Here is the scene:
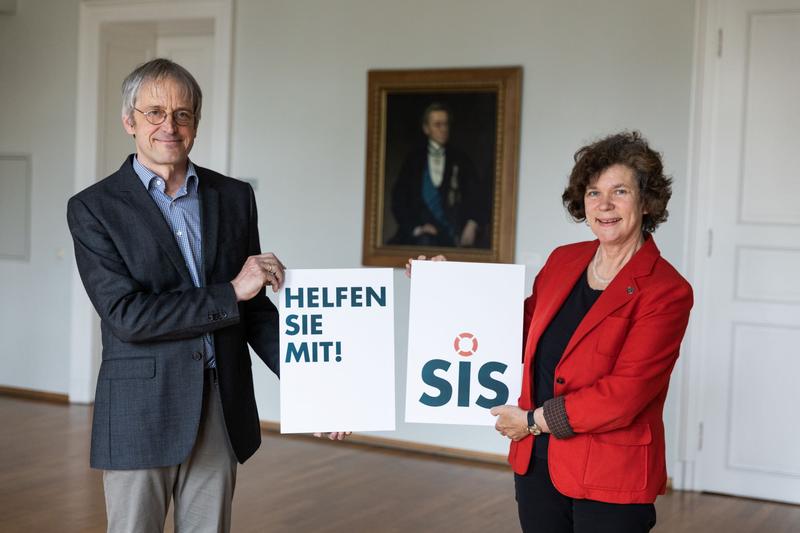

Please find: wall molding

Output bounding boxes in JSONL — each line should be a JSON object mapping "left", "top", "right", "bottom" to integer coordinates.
{"left": 0, "top": 153, "right": 31, "bottom": 261}
{"left": 260, "top": 420, "right": 674, "bottom": 489}
{"left": 0, "top": 394, "right": 675, "bottom": 491}
{"left": 0, "top": 386, "right": 68, "bottom": 404}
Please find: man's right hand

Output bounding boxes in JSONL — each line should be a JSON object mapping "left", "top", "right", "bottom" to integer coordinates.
{"left": 230, "top": 252, "right": 286, "bottom": 301}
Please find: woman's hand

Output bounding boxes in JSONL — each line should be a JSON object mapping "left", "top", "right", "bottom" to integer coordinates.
{"left": 313, "top": 431, "right": 352, "bottom": 441}
{"left": 404, "top": 254, "right": 447, "bottom": 278}
{"left": 490, "top": 405, "right": 532, "bottom": 441}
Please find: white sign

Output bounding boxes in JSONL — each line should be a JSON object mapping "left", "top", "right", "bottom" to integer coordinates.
{"left": 405, "top": 261, "right": 525, "bottom": 426}
{"left": 279, "top": 268, "right": 395, "bottom": 433}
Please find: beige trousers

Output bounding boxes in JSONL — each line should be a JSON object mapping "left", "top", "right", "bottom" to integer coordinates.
{"left": 103, "top": 370, "right": 237, "bottom": 533}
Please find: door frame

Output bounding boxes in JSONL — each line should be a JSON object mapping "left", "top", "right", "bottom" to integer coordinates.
{"left": 68, "top": 0, "right": 233, "bottom": 403}
{"left": 677, "top": 0, "right": 737, "bottom": 492}
{"left": 665, "top": 0, "right": 718, "bottom": 491}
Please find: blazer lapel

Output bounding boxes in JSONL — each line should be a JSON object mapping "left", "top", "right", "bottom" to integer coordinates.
{"left": 558, "top": 237, "right": 661, "bottom": 366}
{"left": 117, "top": 157, "right": 194, "bottom": 285}
{"left": 523, "top": 243, "right": 596, "bottom": 366}
{"left": 198, "top": 171, "right": 219, "bottom": 284}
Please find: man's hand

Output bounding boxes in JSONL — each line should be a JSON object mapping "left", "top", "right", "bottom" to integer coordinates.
{"left": 313, "top": 431, "right": 352, "bottom": 441}
{"left": 230, "top": 252, "right": 286, "bottom": 301}
{"left": 404, "top": 254, "right": 447, "bottom": 278}
{"left": 459, "top": 220, "right": 478, "bottom": 247}
{"left": 490, "top": 405, "right": 532, "bottom": 442}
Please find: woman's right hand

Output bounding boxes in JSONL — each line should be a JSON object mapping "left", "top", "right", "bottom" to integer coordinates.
{"left": 404, "top": 254, "right": 447, "bottom": 278}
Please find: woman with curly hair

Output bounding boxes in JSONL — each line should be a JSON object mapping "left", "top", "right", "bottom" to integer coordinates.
{"left": 491, "top": 130, "right": 693, "bottom": 532}
{"left": 410, "top": 131, "right": 692, "bottom": 532}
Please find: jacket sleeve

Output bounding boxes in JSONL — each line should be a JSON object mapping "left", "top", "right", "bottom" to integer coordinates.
{"left": 559, "top": 280, "right": 693, "bottom": 435}
{"left": 67, "top": 196, "right": 241, "bottom": 343}
{"left": 240, "top": 185, "right": 280, "bottom": 377}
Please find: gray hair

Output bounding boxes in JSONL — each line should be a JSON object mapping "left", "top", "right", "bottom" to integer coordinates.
{"left": 121, "top": 58, "right": 202, "bottom": 126}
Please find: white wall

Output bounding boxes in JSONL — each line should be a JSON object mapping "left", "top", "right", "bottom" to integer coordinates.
{"left": 0, "top": 0, "right": 696, "bottom": 469}
{"left": 232, "top": 0, "right": 696, "bottom": 460}
{"left": 0, "top": 0, "right": 80, "bottom": 394}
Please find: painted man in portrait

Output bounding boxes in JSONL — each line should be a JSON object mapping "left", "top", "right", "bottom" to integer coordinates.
{"left": 389, "top": 102, "right": 484, "bottom": 247}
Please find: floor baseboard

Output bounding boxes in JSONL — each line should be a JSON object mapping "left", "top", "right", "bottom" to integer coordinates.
{"left": 260, "top": 420, "right": 507, "bottom": 465}
{"left": 259, "top": 421, "right": 676, "bottom": 490}
{"left": 0, "top": 385, "right": 68, "bottom": 404}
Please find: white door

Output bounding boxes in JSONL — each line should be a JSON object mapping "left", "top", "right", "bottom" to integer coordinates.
{"left": 99, "top": 24, "right": 155, "bottom": 177}
{"left": 98, "top": 30, "right": 216, "bottom": 176}
{"left": 697, "top": 0, "right": 800, "bottom": 504}
{"left": 156, "top": 34, "right": 216, "bottom": 169}
{"left": 85, "top": 27, "right": 218, "bottom": 403}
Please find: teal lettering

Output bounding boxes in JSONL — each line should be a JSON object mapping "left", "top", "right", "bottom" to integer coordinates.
{"left": 420, "top": 359, "right": 452, "bottom": 407}
{"left": 309, "top": 314, "right": 323, "bottom": 335}
{"left": 476, "top": 362, "right": 509, "bottom": 408}
{"left": 285, "top": 314, "right": 300, "bottom": 335}
{"left": 322, "top": 287, "right": 334, "bottom": 307}
{"left": 307, "top": 287, "right": 319, "bottom": 307}
{"left": 285, "top": 342, "right": 309, "bottom": 363}
{"left": 284, "top": 288, "right": 304, "bottom": 308}
{"left": 336, "top": 286, "right": 347, "bottom": 306}
{"left": 351, "top": 286, "right": 363, "bottom": 307}
{"left": 457, "top": 361, "right": 471, "bottom": 407}
{"left": 366, "top": 286, "right": 386, "bottom": 307}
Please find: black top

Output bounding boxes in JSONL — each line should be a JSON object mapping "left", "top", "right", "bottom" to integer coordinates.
{"left": 533, "top": 270, "right": 602, "bottom": 458}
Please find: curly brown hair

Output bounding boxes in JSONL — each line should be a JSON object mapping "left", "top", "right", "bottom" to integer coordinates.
{"left": 562, "top": 131, "right": 672, "bottom": 233}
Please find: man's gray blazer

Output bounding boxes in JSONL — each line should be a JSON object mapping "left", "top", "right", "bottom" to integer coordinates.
{"left": 67, "top": 155, "right": 279, "bottom": 470}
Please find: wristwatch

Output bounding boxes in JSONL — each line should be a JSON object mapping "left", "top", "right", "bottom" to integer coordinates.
{"left": 527, "top": 409, "right": 542, "bottom": 436}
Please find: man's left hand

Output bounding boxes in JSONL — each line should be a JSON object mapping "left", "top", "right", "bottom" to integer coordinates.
{"left": 313, "top": 431, "right": 352, "bottom": 441}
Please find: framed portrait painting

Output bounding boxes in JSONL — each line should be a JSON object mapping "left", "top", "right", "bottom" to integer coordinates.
{"left": 362, "top": 67, "right": 522, "bottom": 267}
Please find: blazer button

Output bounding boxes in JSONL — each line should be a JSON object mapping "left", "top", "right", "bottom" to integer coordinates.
{"left": 221, "top": 311, "right": 228, "bottom": 319}
{"left": 556, "top": 377, "right": 565, "bottom": 385}
{"left": 192, "top": 351, "right": 203, "bottom": 361}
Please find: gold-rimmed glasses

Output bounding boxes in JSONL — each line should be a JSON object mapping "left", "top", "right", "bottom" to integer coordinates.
{"left": 134, "top": 107, "right": 195, "bottom": 126}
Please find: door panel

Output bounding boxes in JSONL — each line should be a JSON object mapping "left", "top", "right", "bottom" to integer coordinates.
{"left": 156, "top": 34, "right": 215, "bottom": 169}
{"left": 699, "top": 0, "right": 800, "bottom": 504}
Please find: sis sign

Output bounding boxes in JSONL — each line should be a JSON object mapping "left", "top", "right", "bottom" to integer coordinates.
{"left": 405, "top": 261, "right": 524, "bottom": 426}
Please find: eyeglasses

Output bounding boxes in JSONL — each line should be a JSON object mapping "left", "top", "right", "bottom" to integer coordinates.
{"left": 134, "top": 107, "right": 196, "bottom": 126}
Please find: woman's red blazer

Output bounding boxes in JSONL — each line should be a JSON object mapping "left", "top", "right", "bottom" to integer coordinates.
{"left": 508, "top": 237, "right": 693, "bottom": 504}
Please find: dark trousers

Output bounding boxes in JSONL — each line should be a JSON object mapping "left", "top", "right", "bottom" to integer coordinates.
{"left": 514, "top": 456, "right": 656, "bottom": 533}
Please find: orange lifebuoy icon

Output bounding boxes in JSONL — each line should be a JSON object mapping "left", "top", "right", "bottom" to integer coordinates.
{"left": 453, "top": 332, "right": 478, "bottom": 356}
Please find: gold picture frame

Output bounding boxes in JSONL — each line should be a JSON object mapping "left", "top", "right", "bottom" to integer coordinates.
{"left": 362, "top": 67, "right": 522, "bottom": 267}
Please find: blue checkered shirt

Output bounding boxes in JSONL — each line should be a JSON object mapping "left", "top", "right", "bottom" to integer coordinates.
{"left": 133, "top": 156, "right": 216, "bottom": 368}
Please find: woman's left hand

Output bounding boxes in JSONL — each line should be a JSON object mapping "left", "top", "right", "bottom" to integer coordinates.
{"left": 490, "top": 405, "right": 530, "bottom": 441}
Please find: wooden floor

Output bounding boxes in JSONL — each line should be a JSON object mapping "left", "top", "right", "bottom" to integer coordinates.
{"left": 1, "top": 397, "right": 798, "bottom": 533}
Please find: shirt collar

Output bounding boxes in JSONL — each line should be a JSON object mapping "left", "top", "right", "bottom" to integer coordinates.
{"left": 428, "top": 140, "right": 445, "bottom": 156}
{"left": 133, "top": 155, "right": 199, "bottom": 194}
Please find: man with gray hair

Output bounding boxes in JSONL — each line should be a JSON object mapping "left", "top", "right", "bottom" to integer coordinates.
{"left": 67, "top": 58, "right": 342, "bottom": 532}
